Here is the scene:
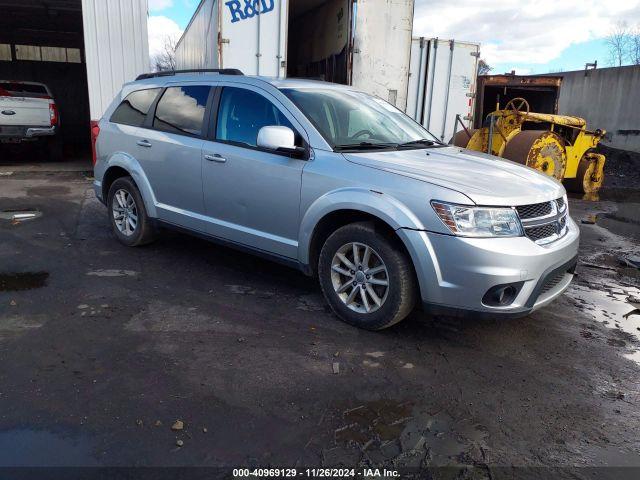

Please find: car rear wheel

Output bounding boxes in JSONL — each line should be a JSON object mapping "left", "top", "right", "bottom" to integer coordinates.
{"left": 318, "top": 222, "right": 417, "bottom": 330}
{"left": 107, "top": 176, "right": 157, "bottom": 246}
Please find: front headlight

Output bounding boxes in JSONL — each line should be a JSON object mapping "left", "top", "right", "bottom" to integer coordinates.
{"left": 431, "top": 201, "right": 523, "bottom": 237}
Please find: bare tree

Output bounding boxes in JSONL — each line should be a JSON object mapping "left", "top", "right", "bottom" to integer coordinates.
{"left": 478, "top": 59, "right": 492, "bottom": 75}
{"left": 152, "top": 35, "right": 178, "bottom": 72}
{"left": 628, "top": 25, "right": 640, "bottom": 65}
{"left": 606, "top": 21, "right": 630, "bottom": 67}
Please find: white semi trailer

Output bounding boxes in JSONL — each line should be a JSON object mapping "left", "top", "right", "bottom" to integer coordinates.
{"left": 174, "top": 1, "right": 480, "bottom": 141}
{"left": 406, "top": 37, "right": 480, "bottom": 143}
{"left": 175, "top": 0, "right": 415, "bottom": 110}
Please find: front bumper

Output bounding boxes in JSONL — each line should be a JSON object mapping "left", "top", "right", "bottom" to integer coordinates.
{"left": 398, "top": 215, "right": 580, "bottom": 318}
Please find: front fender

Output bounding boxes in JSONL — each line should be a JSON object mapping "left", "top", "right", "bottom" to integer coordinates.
{"left": 102, "top": 152, "right": 158, "bottom": 218}
{"left": 298, "top": 187, "right": 426, "bottom": 265}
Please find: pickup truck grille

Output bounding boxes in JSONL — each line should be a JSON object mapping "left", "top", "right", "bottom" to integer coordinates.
{"left": 516, "top": 198, "right": 568, "bottom": 245}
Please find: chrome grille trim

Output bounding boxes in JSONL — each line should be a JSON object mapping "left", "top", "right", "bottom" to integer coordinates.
{"left": 516, "top": 197, "right": 568, "bottom": 244}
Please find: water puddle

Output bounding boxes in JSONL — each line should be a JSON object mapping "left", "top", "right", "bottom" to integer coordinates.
{"left": 569, "top": 283, "right": 640, "bottom": 363}
{"left": 0, "top": 272, "right": 49, "bottom": 291}
{"left": 0, "top": 209, "right": 42, "bottom": 222}
{"left": 0, "top": 429, "right": 98, "bottom": 466}
{"left": 585, "top": 197, "right": 640, "bottom": 241}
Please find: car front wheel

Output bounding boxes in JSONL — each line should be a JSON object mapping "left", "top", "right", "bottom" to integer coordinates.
{"left": 318, "top": 222, "right": 417, "bottom": 330}
{"left": 107, "top": 176, "right": 157, "bottom": 246}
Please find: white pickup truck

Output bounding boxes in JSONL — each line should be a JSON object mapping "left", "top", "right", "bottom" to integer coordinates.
{"left": 0, "top": 81, "right": 62, "bottom": 160}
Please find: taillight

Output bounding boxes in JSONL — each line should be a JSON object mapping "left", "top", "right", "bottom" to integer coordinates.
{"left": 90, "top": 121, "right": 100, "bottom": 166}
{"left": 49, "top": 102, "right": 59, "bottom": 126}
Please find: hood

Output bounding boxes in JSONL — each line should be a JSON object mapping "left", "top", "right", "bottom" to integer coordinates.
{"left": 344, "top": 146, "right": 565, "bottom": 206}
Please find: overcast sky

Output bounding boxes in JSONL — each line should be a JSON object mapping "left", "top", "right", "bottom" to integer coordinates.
{"left": 148, "top": 0, "right": 640, "bottom": 74}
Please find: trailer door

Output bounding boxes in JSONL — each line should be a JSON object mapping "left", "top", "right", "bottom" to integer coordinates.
{"left": 219, "top": 0, "right": 287, "bottom": 77}
{"left": 350, "top": 0, "right": 414, "bottom": 111}
{"left": 419, "top": 39, "right": 479, "bottom": 142}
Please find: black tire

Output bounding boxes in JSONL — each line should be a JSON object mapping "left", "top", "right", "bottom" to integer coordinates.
{"left": 107, "top": 176, "right": 157, "bottom": 247}
{"left": 318, "top": 222, "right": 418, "bottom": 330}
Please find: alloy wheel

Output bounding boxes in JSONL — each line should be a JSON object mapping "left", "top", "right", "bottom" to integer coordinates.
{"left": 112, "top": 189, "right": 138, "bottom": 236}
{"left": 330, "top": 242, "right": 389, "bottom": 314}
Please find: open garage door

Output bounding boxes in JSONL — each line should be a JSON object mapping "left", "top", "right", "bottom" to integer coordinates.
{"left": 0, "top": 0, "right": 90, "bottom": 162}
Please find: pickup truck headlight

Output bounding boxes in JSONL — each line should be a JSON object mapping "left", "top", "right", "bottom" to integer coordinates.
{"left": 431, "top": 201, "right": 522, "bottom": 237}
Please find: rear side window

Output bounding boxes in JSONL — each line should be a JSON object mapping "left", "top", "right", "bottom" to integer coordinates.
{"left": 0, "top": 82, "right": 49, "bottom": 98}
{"left": 153, "top": 86, "right": 210, "bottom": 137}
{"left": 216, "top": 87, "right": 294, "bottom": 147}
{"left": 110, "top": 88, "right": 161, "bottom": 127}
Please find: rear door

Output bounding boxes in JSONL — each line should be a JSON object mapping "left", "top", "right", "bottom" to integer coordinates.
{"left": 0, "top": 82, "right": 50, "bottom": 126}
{"left": 201, "top": 84, "right": 307, "bottom": 258}
{"left": 140, "top": 84, "right": 213, "bottom": 232}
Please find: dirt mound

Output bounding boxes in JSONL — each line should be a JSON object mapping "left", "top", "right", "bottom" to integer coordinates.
{"left": 598, "top": 144, "right": 640, "bottom": 190}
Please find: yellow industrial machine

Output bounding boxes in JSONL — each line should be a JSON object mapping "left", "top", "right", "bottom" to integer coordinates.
{"left": 452, "top": 98, "right": 606, "bottom": 193}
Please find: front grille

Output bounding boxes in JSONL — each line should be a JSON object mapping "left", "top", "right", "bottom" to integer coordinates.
{"left": 516, "top": 202, "right": 552, "bottom": 219}
{"left": 516, "top": 197, "right": 567, "bottom": 244}
{"left": 541, "top": 270, "right": 566, "bottom": 293}
{"left": 525, "top": 223, "right": 558, "bottom": 241}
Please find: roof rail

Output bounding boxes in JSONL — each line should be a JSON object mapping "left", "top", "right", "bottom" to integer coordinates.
{"left": 135, "top": 69, "right": 244, "bottom": 81}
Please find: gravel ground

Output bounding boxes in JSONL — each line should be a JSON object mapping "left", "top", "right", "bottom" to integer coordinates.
{"left": 0, "top": 163, "right": 639, "bottom": 478}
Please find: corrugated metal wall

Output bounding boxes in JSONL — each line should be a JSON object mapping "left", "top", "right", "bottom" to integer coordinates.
{"left": 81, "top": 0, "right": 150, "bottom": 120}
{"left": 555, "top": 65, "right": 640, "bottom": 153}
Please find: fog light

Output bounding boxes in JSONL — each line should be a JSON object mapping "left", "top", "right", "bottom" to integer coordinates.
{"left": 482, "top": 282, "right": 524, "bottom": 307}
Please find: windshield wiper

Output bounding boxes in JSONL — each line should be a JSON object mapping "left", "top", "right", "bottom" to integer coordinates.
{"left": 334, "top": 142, "right": 399, "bottom": 151}
{"left": 399, "top": 138, "right": 448, "bottom": 148}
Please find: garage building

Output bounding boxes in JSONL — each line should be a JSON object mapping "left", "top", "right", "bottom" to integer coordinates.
{"left": 0, "top": 0, "right": 150, "bottom": 161}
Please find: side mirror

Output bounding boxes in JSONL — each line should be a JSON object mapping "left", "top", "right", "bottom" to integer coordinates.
{"left": 257, "top": 126, "right": 305, "bottom": 156}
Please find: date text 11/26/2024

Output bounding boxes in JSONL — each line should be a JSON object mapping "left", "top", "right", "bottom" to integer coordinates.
{"left": 232, "top": 468, "right": 401, "bottom": 478}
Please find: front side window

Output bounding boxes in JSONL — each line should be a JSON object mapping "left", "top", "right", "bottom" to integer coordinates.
{"left": 153, "top": 86, "right": 210, "bottom": 137}
{"left": 216, "top": 87, "right": 295, "bottom": 148}
{"left": 110, "top": 88, "right": 161, "bottom": 127}
{"left": 282, "top": 88, "right": 439, "bottom": 149}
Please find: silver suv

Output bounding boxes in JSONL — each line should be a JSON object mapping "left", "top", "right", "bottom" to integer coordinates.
{"left": 93, "top": 71, "right": 579, "bottom": 330}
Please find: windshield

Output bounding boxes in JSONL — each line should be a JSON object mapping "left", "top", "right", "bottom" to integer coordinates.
{"left": 281, "top": 88, "right": 441, "bottom": 150}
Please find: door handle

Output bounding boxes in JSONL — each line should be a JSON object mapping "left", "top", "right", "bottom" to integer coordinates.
{"left": 204, "top": 153, "right": 226, "bottom": 163}
{"left": 137, "top": 139, "right": 152, "bottom": 148}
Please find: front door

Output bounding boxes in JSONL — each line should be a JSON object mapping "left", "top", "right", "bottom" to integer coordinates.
{"left": 202, "top": 85, "right": 307, "bottom": 259}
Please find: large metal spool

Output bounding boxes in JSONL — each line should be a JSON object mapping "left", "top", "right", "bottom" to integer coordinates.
{"left": 503, "top": 130, "right": 567, "bottom": 180}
